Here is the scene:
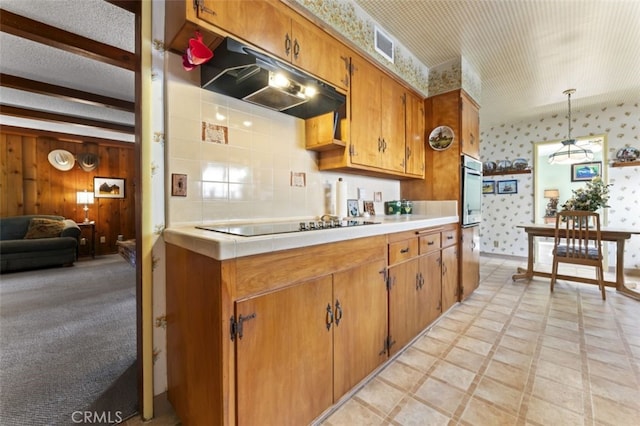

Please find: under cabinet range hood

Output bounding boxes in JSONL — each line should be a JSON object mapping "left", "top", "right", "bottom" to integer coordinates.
{"left": 200, "top": 38, "right": 346, "bottom": 119}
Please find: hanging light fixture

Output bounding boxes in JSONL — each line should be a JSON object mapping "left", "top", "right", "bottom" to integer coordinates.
{"left": 548, "top": 89, "right": 594, "bottom": 165}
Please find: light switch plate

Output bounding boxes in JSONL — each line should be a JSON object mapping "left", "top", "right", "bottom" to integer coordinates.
{"left": 172, "top": 174, "right": 187, "bottom": 196}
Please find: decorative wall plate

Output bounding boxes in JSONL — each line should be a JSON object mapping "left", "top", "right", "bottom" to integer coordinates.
{"left": 428, "top": 126, "right": 455, "bottom": 151}
{"left": 616, "top": 147, "right": 639, "bottom": 162}
{"left": 483, "top": 161, "right": 497, "bottom": 173}
{"left": 497, "top": 160, "right": 512, "bottom": 172}
{"left": 512, "top": 158, "right": 529, "bottom": 170}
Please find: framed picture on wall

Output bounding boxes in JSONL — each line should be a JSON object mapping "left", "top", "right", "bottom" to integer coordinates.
{"left": 347, "top": 199, "right": 359, "bottom": 217}
{"left": 497, "top": 179, "right": 518, "bottom": 195}
{"left": 482, "top": 180, "right": 496, "bottom": 194}
{"left": 94, "top": 177, "right": 125, "bottom": 199}
{"left": 571, "top": 161, "right": 602, "bottom": 182}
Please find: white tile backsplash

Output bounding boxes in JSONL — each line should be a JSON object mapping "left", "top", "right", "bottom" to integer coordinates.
{"left": 166, "top": 53, "right": 403, "bottom": 225}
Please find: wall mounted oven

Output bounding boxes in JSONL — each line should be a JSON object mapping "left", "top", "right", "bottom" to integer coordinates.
{"left": 461, "top": 155, "right": 482, "bottom": 227}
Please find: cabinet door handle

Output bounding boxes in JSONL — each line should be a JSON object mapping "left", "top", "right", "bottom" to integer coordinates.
{"left": 293, "top": 39, "right": 300, "bottom": 59}
{"left": 415, "top": 272, "right": 421, "bottom": 290}
{"left": 284, "top": 33, "right": 291, "bottom": 56}
{"left": 400, "top": 247, "right": 410, "bottom": 254}
{"left": 471, "top": 240, "right": 476, "bottom": 251}
{"left": 325, "top": 303, "right": 333, "bottom": 331}
{"left": 334, "top": 299, "right": 343, "bottom": 325}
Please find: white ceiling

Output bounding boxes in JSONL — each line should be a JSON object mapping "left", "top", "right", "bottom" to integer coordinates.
{"left": 353, "top": 0, "right": 640, "bottom": 126}
{"left": 1, "top": 0, "right": 639, "bottom": 141}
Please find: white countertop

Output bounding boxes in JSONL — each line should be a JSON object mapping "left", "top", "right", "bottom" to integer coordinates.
{"left": 164, "top": 214, "right": 459, "bottom": 260}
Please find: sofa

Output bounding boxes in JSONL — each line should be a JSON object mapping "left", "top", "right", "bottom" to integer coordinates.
{"left": 0, "top": 215, "right": 81, "bottom": 273}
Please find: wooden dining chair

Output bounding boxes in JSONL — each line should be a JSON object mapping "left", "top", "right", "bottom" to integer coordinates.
{"left": 551, "top": 210, "right": 606, "bottom": 299}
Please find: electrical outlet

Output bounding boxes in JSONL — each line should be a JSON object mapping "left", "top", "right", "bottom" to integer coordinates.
{"left": 80, "top": 238, "right": 87, "bottom": 246}
{"left": 493, "top": 240, "right": 499, "bottom": 247}
{"left": 100, "top": 236, "right": 106, "bottom": 243}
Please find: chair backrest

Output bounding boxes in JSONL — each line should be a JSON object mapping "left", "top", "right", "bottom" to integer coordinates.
{"left": 554, "top": 210, "right": 602, "bottom": 261}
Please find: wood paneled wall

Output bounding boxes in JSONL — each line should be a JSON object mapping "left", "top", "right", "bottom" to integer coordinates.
{"left": 0, "top": 129, "right": 136, "bottom": 256}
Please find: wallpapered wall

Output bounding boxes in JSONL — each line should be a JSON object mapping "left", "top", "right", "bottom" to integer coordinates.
{"left": 479, "top": 100, "right": 640, "bottom": 270}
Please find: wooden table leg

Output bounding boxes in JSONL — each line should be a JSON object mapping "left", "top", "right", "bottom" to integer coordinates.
{"left": 512, "top": 232, "right": 535, "bottom": 281}
{"left": 615, "top": 239, "right": 625, "bottom": 290}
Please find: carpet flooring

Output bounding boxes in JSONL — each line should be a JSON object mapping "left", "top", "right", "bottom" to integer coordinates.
{"left": 0, "top": 255, "right": 137, "bottom": 425}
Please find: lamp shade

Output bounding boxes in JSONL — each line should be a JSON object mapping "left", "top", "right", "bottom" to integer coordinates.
{"left": 544, "top": 189, "right": 559, "bottom": 198}
{"left": 76, "top": 190, "right": 94, "bottom": 205}
{"left": 548, "top": 139, "right": 594, "bottom": 165}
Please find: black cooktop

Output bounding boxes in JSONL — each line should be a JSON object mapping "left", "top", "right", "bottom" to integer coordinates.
{"left": 196, "top": 220, "right": 379, "bottom": 237}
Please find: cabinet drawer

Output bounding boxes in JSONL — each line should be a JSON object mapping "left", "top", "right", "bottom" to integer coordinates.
{"left": 388, "top": 238, "right": 418, "bottom": 266}
{"left": 441, "top": 228, "right": 458, "bottom": 248}
{"left": 419, "top": 233, "right": 441, "bottom": 254}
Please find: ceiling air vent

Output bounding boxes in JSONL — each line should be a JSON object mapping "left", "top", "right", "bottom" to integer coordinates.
{"left": 374, "top": 26, "right": 394, "bottom": 63}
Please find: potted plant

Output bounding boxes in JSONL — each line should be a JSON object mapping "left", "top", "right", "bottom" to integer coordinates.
{"left": 561, "top": 177, "right": 612, "bottom": 212}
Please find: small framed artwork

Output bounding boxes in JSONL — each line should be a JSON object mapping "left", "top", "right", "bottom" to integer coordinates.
{"left": 171, "top": 174, "right": 187, "bottom": 196}
{"left": 482, "top": 180, "right": 496, "bottom": 194}
{"left": 201, "top": 122, "right": 228, "bottom": 144}
{"left": 94, "top": 177, "right": 125, "bottom": 199}
{"left": 347, "top": 199, "right": 359, "bottom": 217}
{"left": 571, "top": 161, "right": 602, "bottom": 182}
{"left": 497, "top": 179, "right": 518, "bottom": 195}
{"left": 363, "top": 201, "right": 375, "bottom": 216}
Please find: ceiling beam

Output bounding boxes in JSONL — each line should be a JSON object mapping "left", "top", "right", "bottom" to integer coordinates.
{"left": 0, "top": 74, "right": 135, "bottom": 113}
{"left": 0, "top": 105, "right": 135, "bottom": 134}
{"left": 0, "top": 125, "right": 134, "bottom": 147}
{"left": 0, "top": 10, "right": 136, "bottom": 71}
{"left": 105, "top": 0, "right": 141, "bottom": 15}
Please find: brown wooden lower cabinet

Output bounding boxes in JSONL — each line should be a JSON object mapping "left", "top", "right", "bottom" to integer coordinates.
{"left": 166, "top": 223, "right": 472, "bottom": 425}
{"left": 235, "top": 276, "right": 334, "bottom": 426}
{"left": 461, "top": 226, "right": 480, "bottom": 300}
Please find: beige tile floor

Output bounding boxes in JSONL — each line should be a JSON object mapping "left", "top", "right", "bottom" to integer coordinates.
{"left": 130, "top": 255, "right": 640, "bottom": 426}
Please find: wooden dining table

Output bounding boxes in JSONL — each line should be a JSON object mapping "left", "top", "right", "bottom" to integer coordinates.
{"left": 512, "top": 223, "right": 640, "bottom": 300}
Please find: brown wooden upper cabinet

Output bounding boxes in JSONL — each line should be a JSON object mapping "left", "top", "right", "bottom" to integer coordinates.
{"left": 350, "top": 55, "right": 406, "bottom": 173}
{"left": 195, "top": 0, "right": 350, "bottom": 91}
{"left": 460, "top": 91, "right": 480, "bottom": 159}
{"left": 405, "top": 91, "right": 426, "bottom": 177}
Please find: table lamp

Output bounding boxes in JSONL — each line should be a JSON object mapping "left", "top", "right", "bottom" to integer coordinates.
{"left": 76, "top": 190, "right": 94, "bottom": 223}
{"left": 544, "top": 189, "right": 560, "bottom": 217}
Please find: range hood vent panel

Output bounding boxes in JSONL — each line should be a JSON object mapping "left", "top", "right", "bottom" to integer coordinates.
{"left": 200, "top": 38, "right": 345, "bottom": 119}
{"left": 243, "top": 85, "right": 308, "bottom": 111}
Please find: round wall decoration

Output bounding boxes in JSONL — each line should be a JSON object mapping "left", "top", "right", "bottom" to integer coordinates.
{"left": 47, "top": 149, "right": 75, "bottom": 171}
{"left": 428, "top": 126, "right": 455, "bottom": 151}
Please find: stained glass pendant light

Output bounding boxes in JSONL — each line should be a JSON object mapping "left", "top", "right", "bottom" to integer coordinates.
{"left": 548, "top": 89, "right": 594, "bottom": 165}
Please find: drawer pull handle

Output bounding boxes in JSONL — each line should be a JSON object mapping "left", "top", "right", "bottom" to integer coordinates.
{"left": 400, "top": 247, "right": 410, "bottom": 254}
{"left": 427, "top": 241, "right": 435, "bottom": 246}
{"left": 447, "top": 235, "right": 454, "bottom": 240}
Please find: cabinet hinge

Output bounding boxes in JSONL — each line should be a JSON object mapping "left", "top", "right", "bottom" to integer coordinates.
{"left": 230, "top": 313, "right": 256, "bottom": 341}
{"left": 349, "top": 144, "right": 355, "bottom": 157}
{"left": 379, "top": 335, "right": 396, "bottom": 356}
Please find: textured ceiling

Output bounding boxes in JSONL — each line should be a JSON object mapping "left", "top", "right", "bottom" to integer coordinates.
{"left": 0, "top": 0, "right": 134, "bottom": 142}
{"left": 1, "top": 1, "right": 638, "bottom": 139}
{"left": 353, "top": 0, "right": 640, "bottom": 126}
